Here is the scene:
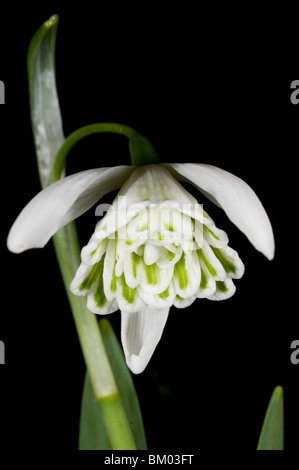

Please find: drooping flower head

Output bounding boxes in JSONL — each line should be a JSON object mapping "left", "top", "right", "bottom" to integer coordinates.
{"left": 7, "top": 162, "right": 274, "bottom": 373}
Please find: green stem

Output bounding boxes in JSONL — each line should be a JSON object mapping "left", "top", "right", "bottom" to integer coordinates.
{"left": 101, "top": 395, "right": 139, "bottom": 450}
{"left": 52, "top": 223, "right": 137, "bottom": 449}
{"left": 50, "top": 122, "right": 159, "bottom": 182}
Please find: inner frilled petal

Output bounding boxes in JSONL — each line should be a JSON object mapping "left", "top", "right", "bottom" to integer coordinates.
{"left": 138, "top": 257, "right": 174, "bottom": 295}
{"left": 87, "top": 292, "right": 119, "bottom": 315}
{"left": 143, "top": 243, "right": 162, "bottom": 265}
{"left": 207, "top": 278, "right": 236, "bottom": 301}
{"left": 173, "top": 251, "right": 201, "bottom": 299}
{"left": 138, "top": 280, "right": 176, "bottom": 309}
{"left": 197, "top": 241, "right": 227, "bottom": 281}
{"left": 210, "top": 245, "right": 244, "bottom": 279}
{"left": 159, "top": 207, "right": 194, "bottom": 241}
{"left": 123, "top": 251, "right": 140, "bottom": 289}
{"left": 156, "top": 245, "right": 182, "bottom": 269}
{"left": 81, "top": 237, "right": 108, "bottom": 265}
{"left": 196, "top": 265, "right": 216, "bottom": 298}
{"left": 203, "top": 224, "right": 228, "bottom": 248}
{"left": 116, "top": 274, "right": 145, "bottom": 313}
{"left": 103, "top": 238, "right": 118, "bottom": 301}
{"left": 70, "top": 253, "right": 106, "bottom": 296}
{"left": 173, "top": 295, "right": 197, "bottom": 309}
{"left": 70, "top": 168, "right": 247, "bottom": 315}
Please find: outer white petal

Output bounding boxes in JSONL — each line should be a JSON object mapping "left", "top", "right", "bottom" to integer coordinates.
{"left": 7, "top": 166, "right": 134, "bottom": 253}
{"left": 121, "top": 307, "right": 169, "bottom": 374}
{"left": 163, "top": 163, "right": 275, "bottom": 260}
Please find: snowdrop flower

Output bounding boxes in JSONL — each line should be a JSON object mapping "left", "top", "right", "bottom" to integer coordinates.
{"left": 7, "top": 163, "right": 274, "bottom": 373}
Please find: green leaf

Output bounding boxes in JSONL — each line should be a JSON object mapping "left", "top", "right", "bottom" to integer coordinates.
{"left": 257, "top": 386, "right": 284, "bottom": 450}
{"left": 79, "top": 372, "right": 111, "bottom": 450}
{"left": 79, "top": 319, "right": 147, "bottom": 450}
{"left": 27, "top": 14, "right": 65, "bottom": 188}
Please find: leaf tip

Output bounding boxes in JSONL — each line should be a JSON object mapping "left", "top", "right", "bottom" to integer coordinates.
{"left": 45, "top": 14, "right": 59, "bottom": 29}
{"left": 273, "top": 385, "right": 283, "bottom": 398}
{"left": 99, "top": 318, "right": 112, "bottom": 335}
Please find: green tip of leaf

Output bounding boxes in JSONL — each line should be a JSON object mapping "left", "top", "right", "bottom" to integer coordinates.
{"left": 27, "top": 13, "right": 65, "bottom": 188}
{"left": 274, "top": 385, "right": 283, "bottom": 396}
{"left": 45, "top": 14, "right": 59, "bottom": 28}
{"left": 257, "top": 385, "right": 284, "bottom": 450}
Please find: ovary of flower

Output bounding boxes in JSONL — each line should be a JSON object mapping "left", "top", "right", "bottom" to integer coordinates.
{"left": 7, "top": 163, "right": 275, "bottom": 373}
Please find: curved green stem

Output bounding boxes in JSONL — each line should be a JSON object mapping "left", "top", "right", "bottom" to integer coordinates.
{"left": 50, "top": 122, "right": 159, "bottom": 183}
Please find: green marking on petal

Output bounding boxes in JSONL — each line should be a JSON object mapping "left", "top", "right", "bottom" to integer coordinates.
{"left": 211, "top": 247, "right": 236, "bottom": 274}
{"left": 176, "top": 295, "right": 184, "bottom": 301}
{"left": 90, "top": 239, "right": 105, "bottom": 257}
{"left": 79, "top": 255, "right": 106, "bottom": 291}
{"left": 94, "top": 276, "right": 106, "bottom": 308}
{"left": 204, "top": 225, "right": 220, "bottom": 240}
{"left": 215, "top": 280, "right": 228, "bottom": 293}
{"left": 131, "top": 252, "right": 139, "bottom": 279}
{"left": 85, "top": 255, "right": 107, "bottom": 308}
{"left": 121, "top": 274, "right": 136, "bottom": 303}
{"left": 174, "top": 254, "right": 189, "bottom": 290}
{"left": 199, "top": 267, "right": 208, "bottom": 290}
{"left": 197, "top": 249, "right": 217, "bottom": 277}
{"left": 145, "top": 262, "right": 159, "bottom": 285}
{"left": 158, "top": 288, "right": 169, "bottom": 299}
{"left": 138, "top": 222, "right": 148, "bottom": 231}
{"left": 164, "top": 223, "right": 174, "bottom": 232}
{"left": 110, "top": 261, "right": 117, "bottom": 293}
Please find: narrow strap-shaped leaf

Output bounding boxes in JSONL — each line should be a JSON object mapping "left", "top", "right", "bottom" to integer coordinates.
{"left": 257, "top": 386, "right": 284, "bottom": 450}
{"left": 27, "top": 14, "right": 65, "bottom": 188}
{"left": 79, "top": 372, "right": 111, "bottom": 450}
{"left": 79, "top": 319, "right": 147, "bottom": 450}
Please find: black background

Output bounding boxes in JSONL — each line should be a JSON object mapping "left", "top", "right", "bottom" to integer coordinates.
{"left": 0, "top": 3, "right": 298, "bottom": 456}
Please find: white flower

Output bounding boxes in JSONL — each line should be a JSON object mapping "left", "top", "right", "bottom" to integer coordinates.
{"left": 7, "top": 163, "right": 274, "bottom": 373}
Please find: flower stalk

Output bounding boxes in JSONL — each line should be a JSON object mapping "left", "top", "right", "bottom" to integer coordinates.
{"left": 50, "top": 122, "right": 159, "bottom": 182}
